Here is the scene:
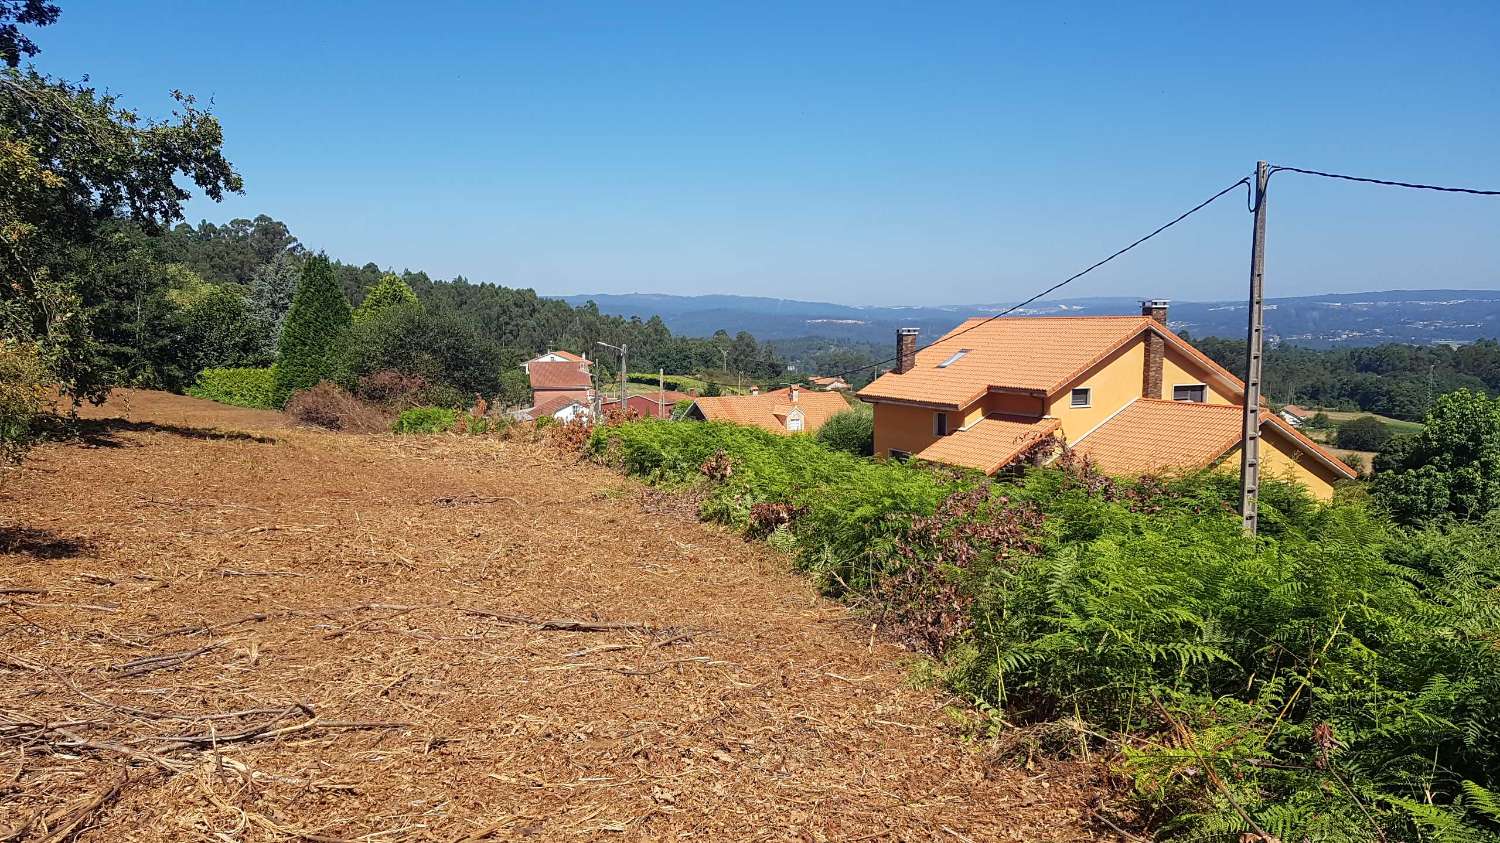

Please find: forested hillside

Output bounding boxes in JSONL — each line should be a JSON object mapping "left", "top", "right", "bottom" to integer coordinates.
{"left": 1191, "top": 335, "right": 1500, "bottom": 421}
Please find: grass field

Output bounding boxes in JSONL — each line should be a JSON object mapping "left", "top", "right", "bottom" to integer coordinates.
{"left": 1316, "top": 408, "right": 1425, "bottom": 434}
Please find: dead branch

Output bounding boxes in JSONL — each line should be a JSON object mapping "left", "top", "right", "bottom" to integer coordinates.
{"left": 110, "top": 638, "right": 235, "bottom": 677}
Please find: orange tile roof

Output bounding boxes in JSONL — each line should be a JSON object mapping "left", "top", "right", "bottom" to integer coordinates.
{"left": 1072, "top": 399, "right": 1357, "bottom": 479}
{"left": 529, "top": 361, "right": 592, "bottom": 390}
{"left": 1072, "top": 399, "right": 1245, "bottom": 474}
{"left": 856, "top": 316, "right": 1248, "bottom": 410}
{"left": 915, "top": 415, "right": 1061, "bottom": 475}
{"left": 530, "top": 394, "right": 588, "bottom": 418}
{"left": 858, "top": 316, "right": 1156, "bottom": 408}
{"left": 692, "top": 388, "right": 850, "bottom": 434}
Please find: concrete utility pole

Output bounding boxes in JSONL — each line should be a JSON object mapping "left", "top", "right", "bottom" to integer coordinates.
{"left": 1239, "top": 161, "right": 1269, "bottom": 535}
{"left": 596, "top": 340, "right": 628, "bottom": 420}
{"left": 658, "top": 368, "right": 666, "bottom": 419}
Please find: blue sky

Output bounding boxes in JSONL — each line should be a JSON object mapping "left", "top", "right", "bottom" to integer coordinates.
{"left": 34, "top": 1, "right": 1500, "bottom": 306}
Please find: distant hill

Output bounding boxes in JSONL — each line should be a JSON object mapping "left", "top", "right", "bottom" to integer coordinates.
{"left": 557, "top": 290, "right": 1500, "bottom": 348}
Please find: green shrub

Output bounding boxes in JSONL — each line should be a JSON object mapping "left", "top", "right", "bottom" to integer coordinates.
{"left": 1374, "top": 389, "right": 1500, "bottom": 525}
{"left": 589, "top": 418, "right": 1500, "bottom": 840}
{"left": 352, "top": 273, "right": 420, "bottom": 324}
{"left": 0, "top": 340, "right": 49, "bottom": 468}
{"left": 393, "top": 406, "right": 458, "bottom": 434}
{"left": 274, "top": 255, "right": 352, "bottom": 406}
{"left": 815, "top": 405, "right": 874, "bottom": 456}
{"left": 1336, "top": 414, "right": 1393, "bottom": 451}
{"left": 187, "top": 366, "right": 277, "bottom": 409}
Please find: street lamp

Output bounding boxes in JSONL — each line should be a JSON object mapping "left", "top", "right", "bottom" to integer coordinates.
{"left": 596, "top": 341, "right": 627, "bottom": 416}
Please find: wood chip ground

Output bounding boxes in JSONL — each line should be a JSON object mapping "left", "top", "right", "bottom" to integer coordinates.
{"left": 0, "top": 390, "right": 1113, "bottom": 841}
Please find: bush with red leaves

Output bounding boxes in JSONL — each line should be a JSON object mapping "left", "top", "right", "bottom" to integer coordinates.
{"left": 355, "top": 370, "right": 430, "bottom": 409}
{"left": 747, "top": 501, "right": 807, "bottom": 538}
{"left": 878, "top": 487, "right": 1045, "bottom": 655}
{"left": 699, "top": 450, "right": 733, "bottom": 481}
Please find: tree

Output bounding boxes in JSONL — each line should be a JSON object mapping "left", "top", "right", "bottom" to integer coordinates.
{"left": 0, "top": 66, "right": 241, "bottom": 404}
{"left": 352, "top": 273, "right": 420, "bottom": 324}
{"left": 335, "top": 305, "right": 501, "bottom": 398}
{"left": 1373, "top": 389, "right": 1500, "bottom": 524}
{"left": 248, "top": 250, "right": 302, "bottom": 355}
{"left": 0, "top": 1, "right": 57, "bottom": 67}
{"left": 273, "top": 255, "right": 350, "bottom": 405}
{"left": 1336, "top": 415, "right": 1392, "bottom": 452}
{"left": 816, "top": 406, "right": 874, "bottom": 456}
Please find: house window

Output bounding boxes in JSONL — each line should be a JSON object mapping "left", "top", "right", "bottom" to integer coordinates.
{"left": 1070, "top": 387, "right": 1091, "bottom": 408}
{"left": 787, "top": 415, "right": 803, "bottom": 432}
{"left": 1173, "top": 384, "right": 1207, "bottom": 403}
{"left": 937, "top": 349, "right": 971, "bottom": 368}
{"left": 934, "top": 412, "right": 949, "bottom": 436}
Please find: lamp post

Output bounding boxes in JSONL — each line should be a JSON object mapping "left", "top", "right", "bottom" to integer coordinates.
{"left": 596, "top": 340, "right": 627, "bottom": 417}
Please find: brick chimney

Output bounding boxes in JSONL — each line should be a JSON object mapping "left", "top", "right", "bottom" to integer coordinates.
{"left": 895, "top": 328, "right": 919, "bottom": 374}
{"left": 1141, "top": 300, "right": 1167, "bottom": 398}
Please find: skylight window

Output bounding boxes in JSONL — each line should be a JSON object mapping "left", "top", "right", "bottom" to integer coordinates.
{"left": 937, "top": 349, "right": 971, "bottom": 368}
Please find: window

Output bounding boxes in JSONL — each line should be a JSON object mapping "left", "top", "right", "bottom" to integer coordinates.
{"left": 938, "top": 349, "right": 971, "bottom": 368}
{"left": 1173, "top": 384, "right": 1207, "bottom": 402}
{"left": 934, "top": 412, "right": 949, "bottom": 436}
{"left": 1070, "top": 387, "right": 1091, "bottom": 408}
{"left": 787, "top": 415, "right": 803, "bottom": 432}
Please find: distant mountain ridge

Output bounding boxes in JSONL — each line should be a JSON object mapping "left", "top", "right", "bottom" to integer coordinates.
{"left": 556, "top": 289, "right": 1500, "bottom": 348}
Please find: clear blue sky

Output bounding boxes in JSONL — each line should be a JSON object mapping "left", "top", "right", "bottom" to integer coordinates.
{"left": 34, "top": 1, "right": 1500, "bottom": 306}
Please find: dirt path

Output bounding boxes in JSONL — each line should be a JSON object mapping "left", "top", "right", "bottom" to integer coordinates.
{"left": 1, "top": 390, "right": 1106, "bottom": 841}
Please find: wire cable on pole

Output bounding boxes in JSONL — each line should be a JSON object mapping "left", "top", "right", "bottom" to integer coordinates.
{"left": 814, "top": 175, "right": 1253, "bottom": 383}
{"left": 1270, "top": 165, "right": 1500, "bottom": 196}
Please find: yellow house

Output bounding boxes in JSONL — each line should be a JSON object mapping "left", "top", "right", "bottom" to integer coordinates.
{"left": 855, "top": 301, "right": 1356, "bottom": 499}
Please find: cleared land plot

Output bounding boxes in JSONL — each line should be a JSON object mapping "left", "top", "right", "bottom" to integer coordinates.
{"left": 0, "top": 390, "right": 1104, "bottom": 841}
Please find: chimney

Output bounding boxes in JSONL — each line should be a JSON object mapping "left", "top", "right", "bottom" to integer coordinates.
{"left": 1141, "top": 300, "right": 1166, "bottom": 399}
{"left": 790, "top": 385, "right": 799, "bottom": 403}
{"left": 750, "top": 385, "right": 759, "bottom": 396}
{"left": 896, "top": 328, "right": 919, "bottom": 374}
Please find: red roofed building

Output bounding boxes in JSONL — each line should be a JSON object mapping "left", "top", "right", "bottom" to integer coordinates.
{"left": 601, "top": 391, "right": 695, "bottom": 419}
{"left": 527, "top": 360, "right": 593, "bottom": 405}
{"left": 688, "top": 386, "right": 850, "bottom": 435}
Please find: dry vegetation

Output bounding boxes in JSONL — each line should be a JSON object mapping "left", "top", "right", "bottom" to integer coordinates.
{"left": 0, "top": 390, "right": 1106, "bottom": 841}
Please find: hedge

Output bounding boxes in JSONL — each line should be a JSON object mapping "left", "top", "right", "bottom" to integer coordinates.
{"left": 187, "top": 366, "right": 277, "bottom": 409}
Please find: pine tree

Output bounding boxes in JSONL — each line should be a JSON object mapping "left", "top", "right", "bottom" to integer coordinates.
{"left": 352, "top": 273, "right": 420, "bottom": 324}
{"left": 248, "top": 251, "right": 303, "bottom": 355}
{"left": 273, "top": 255, "right": 351, "bottom": 406}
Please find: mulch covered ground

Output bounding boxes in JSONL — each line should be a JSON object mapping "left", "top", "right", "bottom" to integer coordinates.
{"left": 0, "top": 390, "right": 1115, "bottom": 841}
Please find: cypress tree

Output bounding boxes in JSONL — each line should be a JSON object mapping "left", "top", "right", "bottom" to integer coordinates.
{"left": 273, "top": 255, "right": 351, "bottom": 406}
{"left": 352, "top": 273, "right": 421, "bottom": 324}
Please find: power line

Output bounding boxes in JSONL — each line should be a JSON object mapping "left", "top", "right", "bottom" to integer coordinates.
{"left": 817, "top": 175, "right": 1253, "bottom": 383}
{"left": 1271, "top": 164, "right": 1500, "bottom": 197}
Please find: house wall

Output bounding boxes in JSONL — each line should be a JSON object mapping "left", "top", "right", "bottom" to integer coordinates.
{"left": 873, "top": 402, "right": 945, "bottom": 457}
{"left": 983, "top": 392, "right": 1045, "bottom": 419}
{"left": 1162, "top": 344, "right": 1236, "bottom": 404}
{"left": 1216, "top": 425, "right": 1343, "bottom": 501}
{"left": 534, "top": 386, "right": 591, "bottom": 404}
{"left": 1046, "top": 338, "right": 1147, "bottom": 439}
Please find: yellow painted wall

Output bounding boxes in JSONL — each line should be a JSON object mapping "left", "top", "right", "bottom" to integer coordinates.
{"left": 1216, "top": 425, "right": 1343, "bottom": 500}
{"left": 1045, "top": 338, "right": 1146, "bottom": 440}
{"left": 873, "top": 402, "right": 944, "bottom": 457}
{"left": 983, "top": 392, "right": 1045, "bottom": 418}
{"left": 1162, "top": 344, "right": 1236, "bottom": 404}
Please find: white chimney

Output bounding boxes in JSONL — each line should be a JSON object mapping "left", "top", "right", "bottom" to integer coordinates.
{"left": 790, "top": 385, "right": 800, "bottom": 403}
{"left": 750, "top": 386, "right": 759, "bottom": 396}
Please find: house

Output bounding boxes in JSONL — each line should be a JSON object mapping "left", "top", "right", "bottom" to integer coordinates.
{"left": 527, "top": 359, "right": 593, "bottom": 405}
{"left": 1279, "top": 404, "right": 1311, "bottom": 427}
{"left": 601, "top": 391, "right": 696, "bottom": 419}
{"left": 855, "top": 301, "right": 1356, "bottom": 499}
{"left": 522, "top": 350, "right": 591, "bottom": 374}
{"left": 519, "top": 394, "right": 592, "bottom": 424}
{"left": 810, "top": 375, "right": 852, "bottom": 391}
{"left": 688, "top": 385, "right": 849, "bottom": 435}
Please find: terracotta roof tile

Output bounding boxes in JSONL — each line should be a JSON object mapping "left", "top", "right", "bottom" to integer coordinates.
{"left": 1072, "top": 399, "right": 1243, "bottom": 474}
{"left": 529, "top": 361, "right": 592, "bottom": 390}
{"left": 692, "top": 388, "right": 850, "bottom": 434}
{"left": 915, "top": 415, "right": 1060, "bottom": 475}
{"left": 529, "top": 350, "right": 590, "bottom": 365}
{"left": 530, "top": 394, "right": 588, "bottom": 418}
{"left": 857, "top": 315, "right": 1249, "bottom": 410}
{"left": 1071, "top": 399, "right": 1357, "bottom": 479}
{"left": 857, "top": 316, "right": 1156, "bottom": 408}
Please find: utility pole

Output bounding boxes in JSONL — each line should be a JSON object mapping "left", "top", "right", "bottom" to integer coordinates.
{"left": 596, "top": 340, "right": 628, "bottom": 421}
{"left": 658, "top": 367, "right": 666, "bottom": 419}
{"left": 1239, "top": 161, "right": 1269, "bottom": 535}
